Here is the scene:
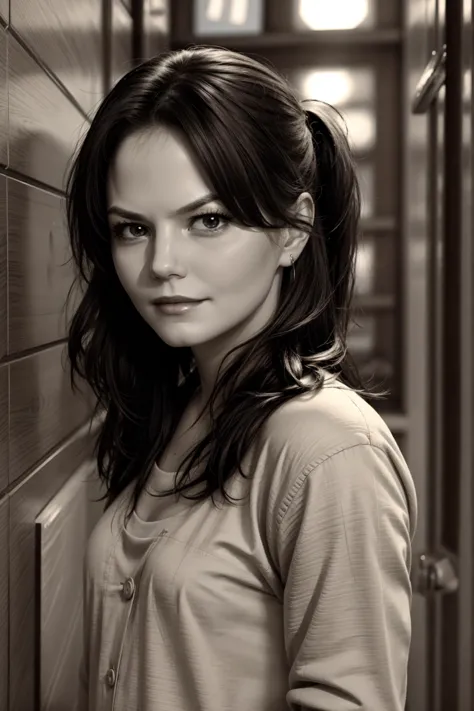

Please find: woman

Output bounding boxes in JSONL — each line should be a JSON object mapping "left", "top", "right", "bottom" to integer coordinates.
{"left": 68, "top": 46, "right": 417, "bottom": 711}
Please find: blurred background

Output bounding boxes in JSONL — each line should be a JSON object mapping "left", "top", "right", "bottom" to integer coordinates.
{"left": 0, "top": 0, "right": 472, "bottom": 709}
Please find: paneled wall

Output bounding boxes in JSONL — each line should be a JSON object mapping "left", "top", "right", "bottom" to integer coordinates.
{"left": 0, "top": 2, "right": 134, "bottom": 709}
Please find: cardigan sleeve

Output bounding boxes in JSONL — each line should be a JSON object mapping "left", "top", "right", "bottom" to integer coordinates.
{"left": 273, "top": 442, "right": 415, "bottom": 711}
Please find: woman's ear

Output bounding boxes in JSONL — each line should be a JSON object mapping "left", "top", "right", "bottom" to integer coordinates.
{"left": 279, "top": 191, "right": 315, "bottom": 267}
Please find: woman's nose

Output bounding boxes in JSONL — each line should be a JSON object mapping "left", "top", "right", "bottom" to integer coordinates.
{"left": 149, "top": 228, "right": 186, "bottom": 280}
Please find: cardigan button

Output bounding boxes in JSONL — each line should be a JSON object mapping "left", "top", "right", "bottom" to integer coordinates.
{"left": 106, "top": 667, "right": 116, "bottom": 687}
{"left": 122, "top": 577, "right": 135, "bottom": 601}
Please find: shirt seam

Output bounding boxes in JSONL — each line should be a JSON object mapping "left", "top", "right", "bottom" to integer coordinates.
{"left": 276, "top": 441, "right": 388, "bottom": 527}
{"left": 344, "top": 391, "right": 373, "bottom": 445}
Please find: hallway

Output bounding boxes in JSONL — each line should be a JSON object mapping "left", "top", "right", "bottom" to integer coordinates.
{"left": 0, "top": 1, "right": 472, "bottom": 709}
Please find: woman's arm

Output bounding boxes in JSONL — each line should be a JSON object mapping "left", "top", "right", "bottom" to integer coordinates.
{"left": 275, "top": 443, "right": 415, "bottom": 711}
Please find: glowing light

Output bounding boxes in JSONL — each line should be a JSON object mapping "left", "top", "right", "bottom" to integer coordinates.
{"left": 206, "top": 0, "right": 249, "bottom": 25}
{"left": 299, "top": 0, "right": 370, "bottom": 30}
{"left": 343, "top": 108, "right": 376, "bottom": 151}
{"left": 207, "top": 0, "right": 225, "bottom": 21}
{"left": 355, "top": 241, "right": 375, "bottom": 295}
{"left": 301, "top": 70, "right": 353, "bottom": 106}
{"left": 229, "top": 0, "right": 249, "bottom": 25}
{"left": 295, "top": 67, "right": 375, "bottom": 107}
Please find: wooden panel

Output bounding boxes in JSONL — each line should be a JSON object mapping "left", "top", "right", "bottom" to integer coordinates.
{"left": 8, "top": 34, "right": 88, "bottom": 191}
{"left": 36, "top": 463, "right": 103, "bottom": 711}
{"left": 9, "top": 425, "right": 97, "bottom": 711}
{"left": 0, "top": 0, "right": 7, "bottom": 25}
{"left": 0, "top": 365, "right": 7, "bottom": 494}
{"left": 9, "top": 344, "right": 91, "bottom": 484}
{"left": 11, "top": 0, "right": 102, "bottom": 114}
{"left": 0, "top": 177, "right": 6, "bottom": 360}
{"left": 8, "top": 179, "right": 76, "bottom": 354}
{"left": 0, "top": 27, "right": 7, "bottom": 167}
{"left": 111, "top": 0, "right": 133, "bottom": 87}
{"left": 0, "top": 496, "right": 8, "bottom": 711}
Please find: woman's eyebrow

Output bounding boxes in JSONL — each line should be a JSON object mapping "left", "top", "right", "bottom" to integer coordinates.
{"left": 107, "top": 206, "right": 146, "bottom": 220}
{"left": 107, "top": 193, "right": 221, "bottom": 221}
{"left": 171, "top": 193, "right": 220, "bottom": 216}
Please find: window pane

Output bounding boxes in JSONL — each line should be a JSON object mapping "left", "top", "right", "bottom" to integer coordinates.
{"left": 193, "top": 0, "right": 264, "bottom": 35}
{"left": 293, "top": 0, "right": 375, "bottom": 31}
{"left": 146, "top": 0, "right": 169, "bottom": 34}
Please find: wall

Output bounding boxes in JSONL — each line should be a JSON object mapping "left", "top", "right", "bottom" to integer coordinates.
{"left": 0, "top": 1, "right": 132, "bottom": 709}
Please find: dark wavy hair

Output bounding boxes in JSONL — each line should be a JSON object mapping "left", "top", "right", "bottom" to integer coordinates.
{"left": 66, "top": 45, "right": 383, "bottom": 519}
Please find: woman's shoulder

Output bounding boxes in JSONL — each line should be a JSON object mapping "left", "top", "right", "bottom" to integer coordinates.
{"left": 262, "top": 373, "right": 395, "bottom": 459}
{"left": 250, "top": 374, "right": 417, "bottom": 532}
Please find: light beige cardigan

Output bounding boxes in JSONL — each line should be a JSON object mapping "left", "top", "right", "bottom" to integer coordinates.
{"left": 79, "top": 378, "right": 417, "bottom": 710}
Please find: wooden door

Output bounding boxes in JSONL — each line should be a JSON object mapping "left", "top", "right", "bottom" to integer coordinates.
{"left": 406, "top": 0, "right": 474, "bottom": 708}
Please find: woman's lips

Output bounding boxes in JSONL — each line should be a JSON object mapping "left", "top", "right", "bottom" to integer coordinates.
{"left": 153, "top": 300, "right": 204, "bottom": 315}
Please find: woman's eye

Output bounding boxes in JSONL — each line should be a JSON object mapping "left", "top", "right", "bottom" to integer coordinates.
{"left": 112, "top": 222, "right": 149, "bottom": 240}
{"left": 190, "top": 212, "right": 230, "bottom": 233}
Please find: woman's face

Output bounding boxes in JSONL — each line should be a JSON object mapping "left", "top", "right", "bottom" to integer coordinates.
{"left": 107, "top": 127, "right": 304, "bottom": 367}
